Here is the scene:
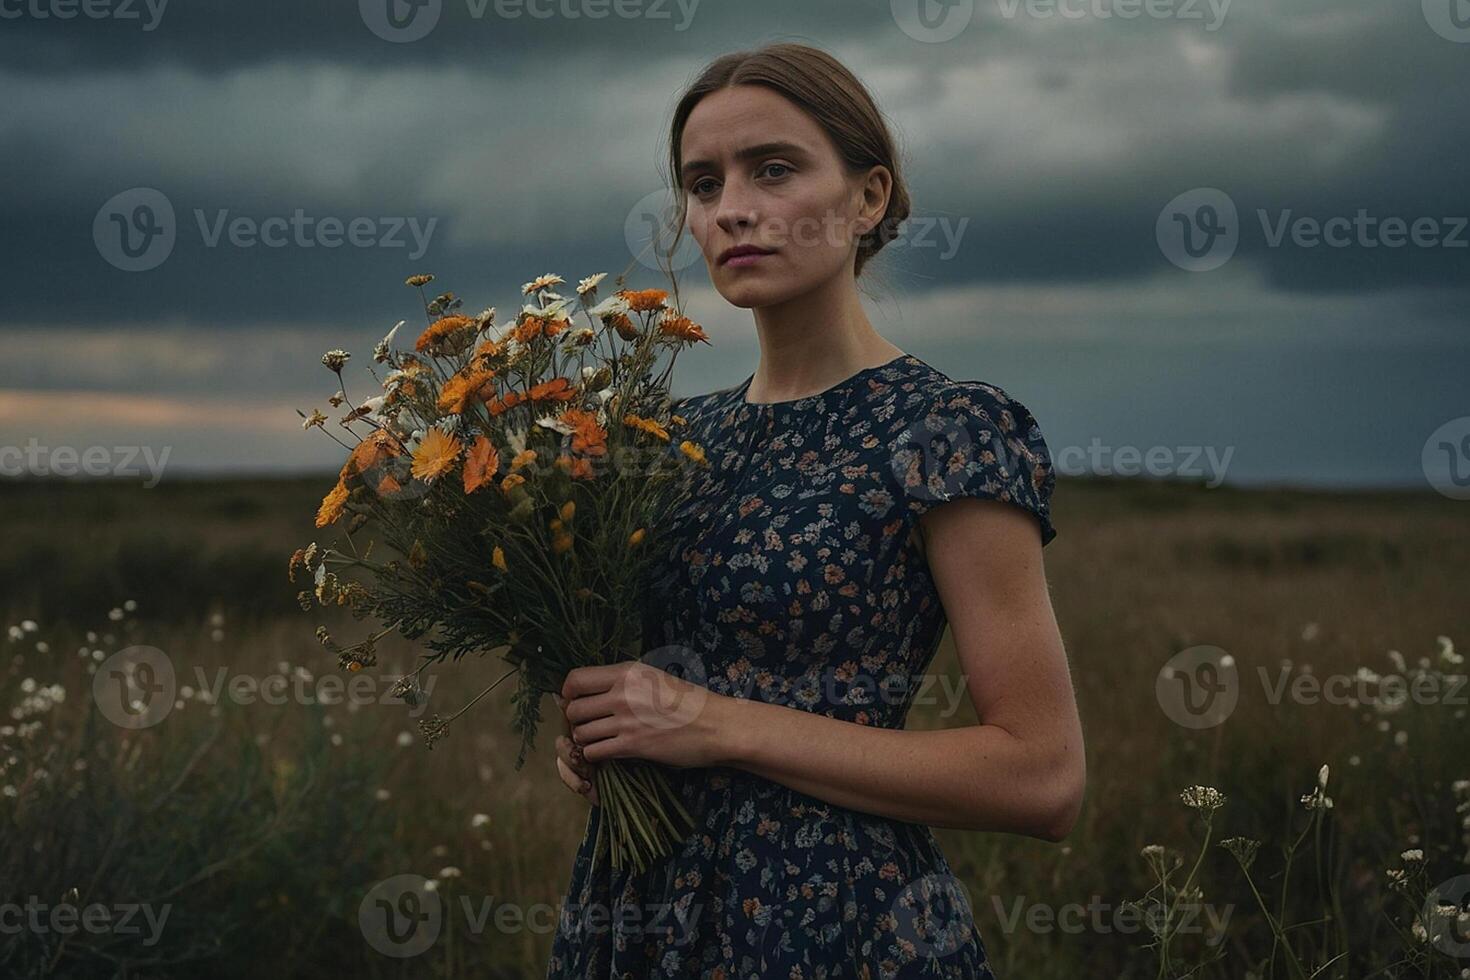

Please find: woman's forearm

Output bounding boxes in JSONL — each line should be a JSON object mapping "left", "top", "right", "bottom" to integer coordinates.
{"left": 708, "top": 693, "right": 1076, "bottom": 840}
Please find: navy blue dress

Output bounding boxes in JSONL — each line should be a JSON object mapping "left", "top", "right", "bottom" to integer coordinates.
{"left": 547, "top": 352, "right": 1057, "bottom": 979}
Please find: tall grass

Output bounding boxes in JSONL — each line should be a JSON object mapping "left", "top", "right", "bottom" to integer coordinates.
{"left": 2, "top": 475, "right": 1467, "bottom": 977}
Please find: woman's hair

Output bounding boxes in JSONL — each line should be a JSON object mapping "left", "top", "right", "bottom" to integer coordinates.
{"left": 665, "top": 42, "right": 911, "bottom": 279}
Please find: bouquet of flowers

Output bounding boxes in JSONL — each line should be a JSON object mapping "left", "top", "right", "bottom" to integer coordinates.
{"left": 289, "top": 270, "right": 711, "bottom": 874}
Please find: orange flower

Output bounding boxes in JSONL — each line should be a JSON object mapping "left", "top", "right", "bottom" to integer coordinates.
{"left": 551, "top": 532, "right": 574, "bottom": 554}
{"left": 554, "top": 454, "right": 594, "bottom": 480}
{"left": 511, "top": 317, "right": 544, "bottom": 345}
{"left": 315, "top": 478, "right": 349, "bottom": 528}
{"left": 560, "top": 408, "right": 607, "bottom": 456}
{"left": 623, "top": 413, "right": 670, "bottom": 442}
{"left": 617, "top": 288, "right": 668, "bottom": 312}
{"left": 628, "top": 528, "right": 646, "bottom": 547}
{"left": 527, "top": 377, "right": 577, "bottom": 403}
{"left": 559, "top": 500, "right": 575, "bottom": 522}
{"left": 441, "top": 367, "right": 498, "bottom": 415}
{"left": 485, "top": 389, "right": 524, "bottom": 416}
{"left": 473, "top": 336, "right": 504, "bottom": 362}
{"left": 463, "top": 435, "right": 500, "bottom": 494}
{"left": 500, "top": 472, "right": 526, "bottom": 494}
{"left": 659, "top": 313, "right": 710, "bottom": 345}
{"left": 341, "top": 428, "right": 401, "bottom": 483}
{"left": 510, "top": 449, "right": 537, "bottom": 470}
{"left": 608, "top": 312, "right": 638, "bottom": 342}
{"left": 415, "top": 314, "right": 476, "bottom": 352}
{"left": 491, "top": 545, "right": 507, "bottom": 572}
{"left": 410, "top": 428, "right": 462, "bottom": 482}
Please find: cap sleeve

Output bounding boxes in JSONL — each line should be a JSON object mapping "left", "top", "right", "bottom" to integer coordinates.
{"left": 890, "top": 380, "right": 1057, "bottom": 546}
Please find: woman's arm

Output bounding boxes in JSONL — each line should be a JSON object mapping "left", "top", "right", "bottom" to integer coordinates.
{"left": 561, "top": 498, "right": 1086, "bottom": 841}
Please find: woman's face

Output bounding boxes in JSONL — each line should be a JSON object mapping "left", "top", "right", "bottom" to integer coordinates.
{"left": 678, "top": 85, "right": 887, "bottom": 309}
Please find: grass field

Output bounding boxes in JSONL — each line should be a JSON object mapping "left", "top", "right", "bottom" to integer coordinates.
{"left": 1, "top": 474, "right": 1466, "bottom": 978}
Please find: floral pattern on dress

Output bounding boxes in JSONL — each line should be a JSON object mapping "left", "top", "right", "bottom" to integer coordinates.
{"left": 546, "top": 352, "right": 1056, "bottom": 979}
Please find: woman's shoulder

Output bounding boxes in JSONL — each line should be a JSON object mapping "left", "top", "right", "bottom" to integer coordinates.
{"left": 891, "top": 356, "right": 1045, "bottom": 433}
{"left": 885, "top": 356, "right": 1058, "bottom": 545}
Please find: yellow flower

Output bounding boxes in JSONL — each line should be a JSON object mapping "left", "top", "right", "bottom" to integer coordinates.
{"left": 491, "top": 545, "right": 507, "bottom": 572}
{"left": 559, "top": 500, "right": 575, "bottom": 522}
{"left": 679, "top": 440, "right": 707, "bottom": 466}
{"left": 623, "top": 413, "right": 670, "bottom": 442}
{"left": 411, "top": 428, "right": 462, "bottom": 483}
{"left": 628, "top": 528, "right": 646, "bottom": 547}
{"left": 315, "top": 478, "right": 350, "bottom": 528}
{"left": 551, "top": 532, "right": 574, "bottom": 554}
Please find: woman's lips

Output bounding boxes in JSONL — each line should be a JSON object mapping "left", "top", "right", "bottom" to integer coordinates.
{"left": 723, "top": 251, "right": 771, "bottom": 268}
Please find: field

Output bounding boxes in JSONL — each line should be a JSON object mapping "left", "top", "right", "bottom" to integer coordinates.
{"left": 1, "top": 474, "right": 1466, "bottom": 978}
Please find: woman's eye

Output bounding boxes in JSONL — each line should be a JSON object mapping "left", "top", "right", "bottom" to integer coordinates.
{"left": 760, "top": 162, "right": 790, "bottom": 179}
{"left": 690, "top": 177, "right": 718, "bottom": 196}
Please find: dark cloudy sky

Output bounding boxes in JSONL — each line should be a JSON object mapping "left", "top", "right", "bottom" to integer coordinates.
{"left": 2, "top": 0, "right": 1466, "bottom": 489}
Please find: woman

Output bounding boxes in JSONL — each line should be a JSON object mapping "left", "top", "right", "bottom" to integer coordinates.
{"left": 547, "top": 42, "right": 1085, "bottom": 979}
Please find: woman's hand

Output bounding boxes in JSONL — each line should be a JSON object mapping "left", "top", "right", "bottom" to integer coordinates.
{"left": 559, "top": 660, "right": 733, "bottom": 770}
{"left": 553, "top": 694, "right": 600, "bottom": 806}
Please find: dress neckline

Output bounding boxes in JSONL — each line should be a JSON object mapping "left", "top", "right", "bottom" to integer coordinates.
{"left": 736, "top": 352, "right": 915, "bottom": 409}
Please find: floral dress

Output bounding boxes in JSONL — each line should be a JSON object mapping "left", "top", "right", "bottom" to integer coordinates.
{"left": 546, "top": 352, "right": 1057, "bottom": 979}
